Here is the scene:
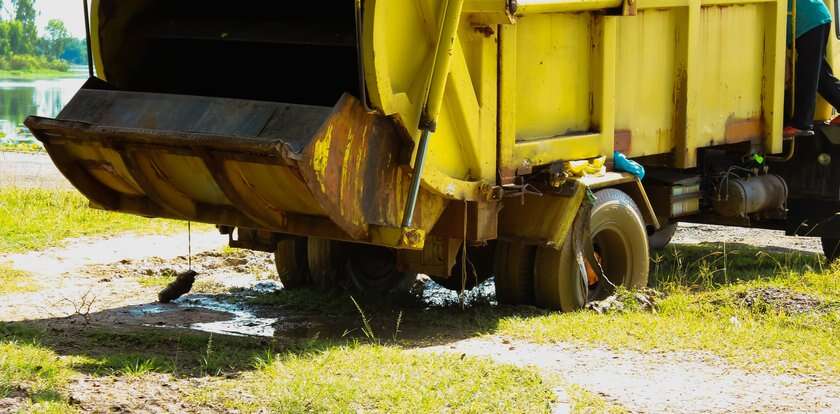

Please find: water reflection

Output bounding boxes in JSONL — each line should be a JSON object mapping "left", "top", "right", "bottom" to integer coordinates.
{"left": 0, "top": 72, "right": 86, "bottom": 145}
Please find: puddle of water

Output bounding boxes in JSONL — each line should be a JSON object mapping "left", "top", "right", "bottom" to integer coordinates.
{"left": 127, "top": 274, "right": 497, "bottom": 338}
{"left": 129, "top": 281, "right": 283, "bottom": 338}
{"left": 179, "top": 293, "right": 277, "bottom": 337}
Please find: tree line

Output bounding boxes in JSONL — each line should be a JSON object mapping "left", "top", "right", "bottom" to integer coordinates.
{"left": 0, "top": 0, "right": 87, "bottom": 72}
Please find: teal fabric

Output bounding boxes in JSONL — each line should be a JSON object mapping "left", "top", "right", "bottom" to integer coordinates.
{"left": 788, "top": 0, "right": 832, "bottom": 43}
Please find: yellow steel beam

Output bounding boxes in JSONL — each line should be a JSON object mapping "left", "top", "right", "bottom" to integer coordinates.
{"left": 423, "top": 0, "right": 467, "bottom": 127}
{"left": 700, "top": 0, "right": 774, "bottom": 5}
{"left": 512, "top": 133, "right": 604, "bottom": 168}
{"left": 676, "top": 0, "right": 701, "bottom": 168}
{"left": 90, "top": 0, "right": 106, "bottom": 80}
{"left": 516, "top": 0, "right": 624, "bottom": 13}
{"left": 762, "top": 0, "right": 786, "bottom": 154}
{"left": 633, "top": 0, "right": 689, "bottom": 7}
{"left": 594, "top": 17, "right": 618, "bottom": 159}
{"left": 498, "top": 24, "right": 518, "bottom": 183}
{"left": 464, "top": 0, "right": 509, "bottom": 12}
{"left": 634, "top": 0, "right": 773, "bottom": 9}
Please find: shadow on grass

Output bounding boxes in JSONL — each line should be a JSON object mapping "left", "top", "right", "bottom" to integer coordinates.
{"left": 0, "top": 241, "right": 828, "bottom": 382}
{"left": 0, "top": 291, "right": 543, "bottom": 381}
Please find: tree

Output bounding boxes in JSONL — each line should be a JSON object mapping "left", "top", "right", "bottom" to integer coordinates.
{"left": 6, "top": 19, "right": 25, "bottom": 54}
{"left": 60, "top": 38, "right": 87, "bottom": 65}
{"left": 11, "top": 0, "right": 36, "bottom": 54}
{"left": 44, "top": 18, "right": 69, "bottom": 59}
{"left": 0, "top": 21, "right": 11, "bottom": 56}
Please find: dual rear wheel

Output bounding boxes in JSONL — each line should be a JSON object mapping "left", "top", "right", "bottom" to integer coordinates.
{"left": 274, "top": 237, "right": 410, "bottom": 292}
{"left": 494, "top": 189, "right": 650, "bottom": 310}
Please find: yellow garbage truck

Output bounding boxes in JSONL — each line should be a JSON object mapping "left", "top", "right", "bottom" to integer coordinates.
{"left": 25, "top": 0, "right": 840, "bottom": 310}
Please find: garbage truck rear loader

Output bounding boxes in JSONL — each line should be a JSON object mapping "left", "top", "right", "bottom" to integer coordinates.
{"left": 25, "top": 0, "right": 840, "bottom": 310}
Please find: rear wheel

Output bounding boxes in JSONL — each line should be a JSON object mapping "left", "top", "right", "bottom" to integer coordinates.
{"left": 274, "top": 237, "right": 310, "bottom": 289}
{"left": 534, "top": 189, "right": 650, "bottom": 311}
{"left": 346, "top": 245, "right": 413, "bottom": 293}
{"left": 494, "top": 241, "right": 536, "bottom": 305}
{"left": 534, "top": 235, "right": 584, "bottom": 311}
{"left": 821, "top": 237, "right": 840, "bottom": 263}
{"left": 587, "top": 189, "right": 650, "bottom": 301}
{"left": 307, "top": 238, "right": 340, "bottom": 290}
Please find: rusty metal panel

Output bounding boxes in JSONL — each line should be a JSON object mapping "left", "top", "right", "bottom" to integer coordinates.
{"left": 26, "top": 90, "right": 448, "bottom": 249}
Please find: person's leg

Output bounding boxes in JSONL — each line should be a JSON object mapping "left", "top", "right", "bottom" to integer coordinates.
{"left": 792, "top": 25, "right": 827, "bottom": 130}
{"left": 817, "top": 24, "right": 840, "bottom": 110}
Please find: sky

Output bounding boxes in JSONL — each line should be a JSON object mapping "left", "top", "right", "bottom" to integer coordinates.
{"left": 36, "top": 0, "right": 86, "bottom": 38}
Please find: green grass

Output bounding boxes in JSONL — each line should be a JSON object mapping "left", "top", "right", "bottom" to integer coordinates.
{"left": 0, "top": 69, "right": 79, "bottom": 80}
{"left": 566, "top": 384, "right": 626, "bottom": 414}
{"left": 0, "top": 188, "right": 196, "bottom": 254}
{"left": 0, "top": 264, "right": 37, "bottom": 294}
{"left": 0, "top": 142, "right": 43, "bottom": 153}
{"left": 136, "top": 268, "right": 178, "bottom": 289}
{"left": 497, "top": 243, "right": 840, "bottom": 377}
{"left": 0, "top": 340, "right": 80, "bottom": 413}
{"left": 194, "top": 343, "right": 556, "bottom": 413}
{"left": 0, "top": 324, "right": 567, "bottom": 413}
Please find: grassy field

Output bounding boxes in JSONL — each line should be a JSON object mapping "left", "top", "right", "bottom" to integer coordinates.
{"left": 0, "top": 339, "right": 80, "bottom": 413}
{"left": 246, "top": 243, "right": 839, "bottom": 377}
{"left": 195, "top": 344, "right": 556, "bottom": 413}
{"left": 0, "top": 188, "right": 198, "bottom": 254}
{"left": 0, "top": 324, "right": 572, "bottom": 413}
{"left": 498, "top": 244, "right": 839, "bottom": 377}
{"left": 1, "top": 184, "right": 836, "bottom": 410}
{"left": 0, "top": 69, "right": 80, "bottom": 80}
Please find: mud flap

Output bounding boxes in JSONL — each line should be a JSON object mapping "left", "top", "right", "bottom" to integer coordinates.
{"left": 534, "top": 195, "right": 596, "bottom": 311}
{"left": 25, "top": 87, "right": 447, "bottom": 249}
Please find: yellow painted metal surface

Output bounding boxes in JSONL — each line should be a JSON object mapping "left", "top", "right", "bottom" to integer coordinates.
{"left": 363, "top": 0, "right": 498, "bottom": 201}
{"left": 70, "top": 0, "right": 806, "bottom": 248}
{"left": 495, "top": 0, "right": 786, "bottom": 171}
{"left": 498, "top": 180, "right": 586, "bottom": 248}
{"left": 84, "top": 0, "right": 796, "bottom": 176}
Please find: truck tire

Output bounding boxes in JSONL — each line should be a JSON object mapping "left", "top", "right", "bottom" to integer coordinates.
{"left": 535, "top": 189, "right": 650, "bottom": 311}
{"left": 274, "top": 237, "right": 310, "bottom": 289}
{"left": 821, "top": 237, "right": 840, "bottom": 263}
{"left": 494, "top": 241, "right": 536, "bottom": 305}
{"left": 649, "top": 222, "right": 677, "bottom": 250}
{"left": 307, "top": 238, "right": 339, "bottom": 290}
{"left": 535, "top": 233, "right": 586, "bottom": 311}
{"left": 346, "top": 245, "right": 409, "bottom": 293}
{"left": 588, "top": 189, "right": 650, "bottom": 299}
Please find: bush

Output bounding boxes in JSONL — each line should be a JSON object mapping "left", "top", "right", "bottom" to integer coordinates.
{"left": 0, "top": 53, "right": 69, "bottom": 72}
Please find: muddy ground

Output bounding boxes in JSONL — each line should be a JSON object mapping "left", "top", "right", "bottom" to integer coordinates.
{"left": 0, "top": 224, "right": 837, "bottom": 413}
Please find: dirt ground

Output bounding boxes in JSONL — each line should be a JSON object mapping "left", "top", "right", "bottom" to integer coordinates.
{"left": 671, "top": 222, "right": 823, "bottom": 254}
{"left": 422, "top": 338, "right": 840, "bottom": 414}
{"left": 0, "top": 224, "right": 837, "bottom": 413}
{"left": 0, "top": 151, "right": 72, "bottom": 189}
{"left": 0, "top": 153, "right": 836, "bottom": 413}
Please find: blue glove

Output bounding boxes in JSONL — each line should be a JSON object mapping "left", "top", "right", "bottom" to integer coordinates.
{"left": 613, "top": 151, "right": 645, "bottom": 180}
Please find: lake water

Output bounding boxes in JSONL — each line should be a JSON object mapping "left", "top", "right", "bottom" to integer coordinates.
{"left": 0, "top": 68, "right": 87, "bottom": 145}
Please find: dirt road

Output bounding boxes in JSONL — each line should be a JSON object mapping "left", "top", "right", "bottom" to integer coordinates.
{"left": 0, "top": 151, "right": 71, "bottom": 189}
{"left": 423, "top": 338, "right": 839, "bottom": 414}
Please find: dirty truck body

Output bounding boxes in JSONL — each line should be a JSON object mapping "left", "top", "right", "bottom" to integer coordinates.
{"left": 25, "top": 0, "right": 840, "bottom": 310}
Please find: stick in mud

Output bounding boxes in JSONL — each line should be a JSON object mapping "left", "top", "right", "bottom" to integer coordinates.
{"left": 158, "top": 270, "right": 198, "bottom": 303}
